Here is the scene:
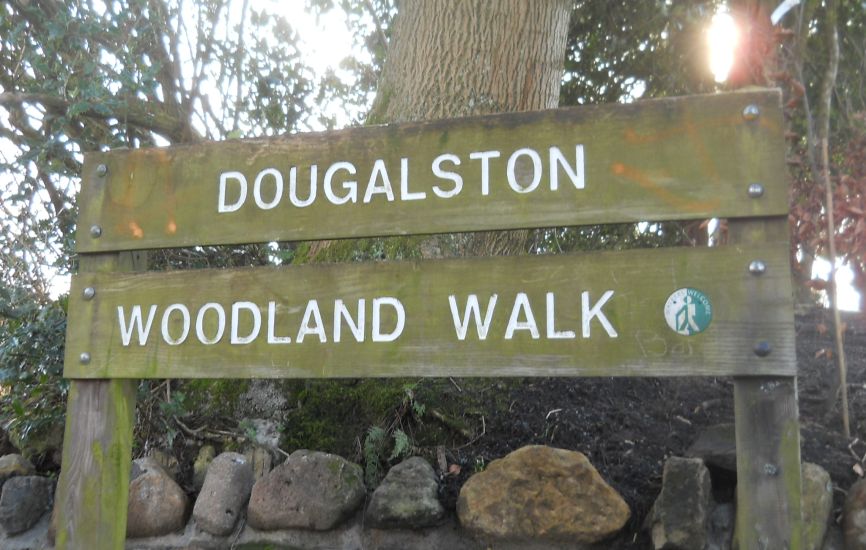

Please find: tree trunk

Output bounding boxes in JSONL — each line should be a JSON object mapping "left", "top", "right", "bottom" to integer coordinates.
{"left": 370, "top": 0, "right": 570, "bottom": 123}
{"left": 368, "top": 0, "right": 571, "bottom": 256}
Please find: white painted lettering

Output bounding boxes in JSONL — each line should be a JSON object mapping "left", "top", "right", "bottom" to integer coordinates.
{"left": 195, "top": 302, "right": 226, "bottom": 345}
{"left": 448, "top": 294, "right": 497, "bottom": 340}
{"left": 253, "top": 168, "right": 283, "bottom": 210}
{"left": 581, "top": 290, "right": 618, "bottom": 338}
{"left": 161, "top": 304, "right": 191, "bottom": 346}
{"left": 231, "top": 301, "right": 262, "bottom": 344}
{"left": 372, "top": 297, "right": 405, "bottom": 342}
{"left": 117, "top": 305, "right": 157, "bottom": 346}
{"left": 549, "top": 145, "right": 585, "bottom": 190}
{"left": 297, "top": 300, "right": 327, "bottom": 343}
{"left": 506, "top": 148, "right": 542, "bottom": 193}
{"left": 468, "top": 151, "right": 501, "bottom": 196}
{"left": 505, "top": 293, "right": 540, "bottom": 339}
{"left": 218, "top": 171, "right": 247, "bottom": 213}
{"left": 399, "top": 158, "right": 425, "bottom": 201}
{"left": 288, "top": 166, "right": 317, "bottom": 207}
{"left": 431, "top": 154, "right": 463, "bottom": 198}
{"left": 267, "top": 301, "right": 291, "bottom": 344}
{"left": 334, "top": 299, "right": 365, "bottom": 343}
{"left": 324, "top": 162, "right": 357, "bottom": 204}
{"left": 363, "top": 159, "right": 396, "bottom": 203}
{"left": 546, "top": 292, "right": 576, "bottom": 339}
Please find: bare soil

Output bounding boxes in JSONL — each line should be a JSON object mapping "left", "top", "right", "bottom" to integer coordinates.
{"left": 431, "top": 307, "right": 866, "bottom": 547}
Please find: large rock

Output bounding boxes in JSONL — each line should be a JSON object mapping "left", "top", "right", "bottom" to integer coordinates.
{"left": 801, "top": 462, "right": 832, "bottom": 550}
{"left": 131, "top": 455, "right": 166, "bottom": 481}
{"left": 647, "top": 457, "right": 713, "bottom": 550}
{"left": 707, "top": 502, "right": 734, "bottom": 550}
{"left": 686, "top": 424, "right": 737, "bottom": 473}
{"left": 844, "top": 477, "right": 866, "bottom": 549}
{"left": 0, "top": 454, "right": 35, "bottom": 489}
{"left": 127, "top": 462, "right": 189, "bottom": 538}
{"left": 247, "top": 449, "right": 365, "bottom": 531}
{"left": 10, "top": 423, "right": 64, "bottom": 468}
{"left": 192, "top": 452, "right": 254, "bottom": 536}
{"left": 457, "top": 445, "right": 630, "bottom": 544}
{"left": 147, "top": 449, "right": 180, "bottom": 481}
{"left": 0, "top": 475, "right": 54, "bottom": 535}
{"left": 367, "top": 456, "right": 444, "bottom": 529}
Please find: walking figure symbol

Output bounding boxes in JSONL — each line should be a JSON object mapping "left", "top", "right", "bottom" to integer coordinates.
{"left": 664, "top": 288, "right": 712, "bottom": 336}
{"left": 675, "top": 295, "right": 701, "bottom": 335}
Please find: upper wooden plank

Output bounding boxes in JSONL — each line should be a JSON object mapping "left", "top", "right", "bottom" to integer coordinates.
{"left": 64, "top": 240, "right": 795, "bottom": 379}
{"left": 76, "top": 90, "right": 786, "bottom": 252}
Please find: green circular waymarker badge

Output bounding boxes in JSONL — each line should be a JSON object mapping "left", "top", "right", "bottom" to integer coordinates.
{"left": 664, "top": 288, "right": 713, "bottom": 336}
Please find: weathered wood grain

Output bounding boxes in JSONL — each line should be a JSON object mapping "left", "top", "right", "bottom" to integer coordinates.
{"left": 76, "top": 89, "right": 786, "bottom": 252}
{"left": 734, "top": 377, "right": 803, "bottom": 549}
{"left": 55, "top": 252, "right": 144, "bottom": 549}
{"left": 64, "top": 241, "right": 795, "bottom": 379}
{"left": 730, "top": 219, "right": 803, "bottom": 549}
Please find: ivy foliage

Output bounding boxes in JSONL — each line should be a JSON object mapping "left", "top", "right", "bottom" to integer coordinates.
{"left": 0, "top": 287, "right": 67, "bottom": 458}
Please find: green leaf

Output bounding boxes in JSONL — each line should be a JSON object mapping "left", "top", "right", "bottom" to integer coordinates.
{"left": 389, "top": 429, "right": 410, "bottom": 460}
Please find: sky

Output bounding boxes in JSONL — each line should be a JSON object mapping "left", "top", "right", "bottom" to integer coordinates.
{"left": 273, "top": 1, "right": 355, "bottom": 76}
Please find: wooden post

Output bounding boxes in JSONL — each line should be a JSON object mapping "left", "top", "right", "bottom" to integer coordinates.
{"left": 55, "top": 251, "right": 145, "bottom": 549}
{"left": 734, "top": 377, "right": 803, "bottom": 548}
{"left": 730, "top": 219, "right": 803, "bottom": 549}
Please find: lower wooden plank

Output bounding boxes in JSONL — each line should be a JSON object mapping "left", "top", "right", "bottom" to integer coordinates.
{"left": 56, "top": 251, "right": 144, "bottom": 549}
{"left": 64, "top": 242, "right": 795, "bottom": 379}
{"left": 734, "top": 377, "right": 803, "bottom": 549}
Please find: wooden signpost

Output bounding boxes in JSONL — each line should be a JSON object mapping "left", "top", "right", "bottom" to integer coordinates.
{"left": 56, "top": 89, "right": 802, "bottom": 549}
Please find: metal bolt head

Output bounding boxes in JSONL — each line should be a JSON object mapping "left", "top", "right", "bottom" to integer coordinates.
{"left": 96, "top": 164, "right": 108, "bottom": 177}
{"left": 754, "top": 341, "right": 773, "bottom": 357}
{"left": 743, "top": 104, "right": 760, "bottom": 121}
{"left": 749, "top": 260, "right": 767, "bottom": 275}
{"left": 89, "top": 225, "right": 102, "bottom": 238}
{"left": 763, "top": 463, "right": 779, "bottom": 476}
{"left": 748, "top": 183, "right": 765, "bottom": 198}
{"left": 79, "top": 352, "right": 91, "bottom": 365}
{"left": 82, "top": 287, "right": 96, "bottom": 300}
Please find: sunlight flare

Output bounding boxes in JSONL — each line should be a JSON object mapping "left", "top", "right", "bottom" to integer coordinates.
{"left": 707, "top": 9, "right": 739, "bottom": 83}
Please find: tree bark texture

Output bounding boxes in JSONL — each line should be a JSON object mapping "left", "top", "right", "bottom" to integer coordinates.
{"left": 368, "top": 0, "right": 571, "bottom": 257}
{"left": 369, "top": 0, "right": 571, "bottom": 123}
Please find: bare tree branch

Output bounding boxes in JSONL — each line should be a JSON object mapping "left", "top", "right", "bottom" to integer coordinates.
{"left": 816, "top": 1, "right": 840, "bottom": 146}
{"left": 0, "top": 92, "right": 198, "bottom": 141}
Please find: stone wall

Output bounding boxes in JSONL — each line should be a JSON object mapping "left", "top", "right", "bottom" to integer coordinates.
{"left": 0, "top": 439, "right": 854, "bottom": 549}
